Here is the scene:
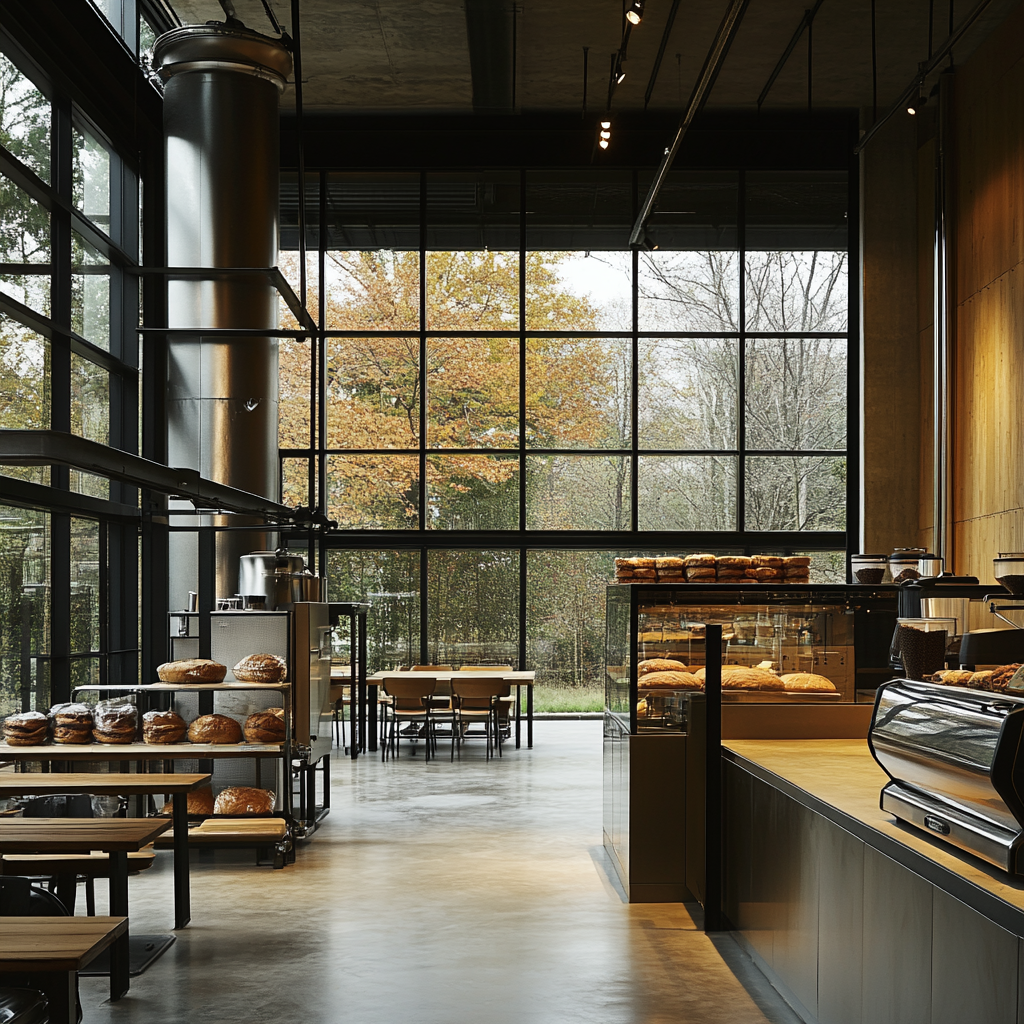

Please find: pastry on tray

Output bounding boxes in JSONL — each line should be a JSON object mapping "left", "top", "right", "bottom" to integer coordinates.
{"left": 3, "top": 710, "right": 48, "bottom": 746}
{"left": 157, "top": 659, "right": 227, "bottom": 683}
{"left": 50, "top": 703, "right": 93, "bottom": 744}
{"left": 638, "top": 658, "right": 688, "bottom": 676}
{"left": 779, "top": 673, "right": 837, "bottom": 693}
{"left": 92, "top": 704, "right": 137, "bottom": 744}
{"left": 693, "top": 666, "right": 784, "bottom": 690}
{"left": 233, "top": 653, "right": 287, "bottom": 683}
{"left": 638, "top": 670, "right": 702, "bottom": 690}
{"left": 143, "top": 709, "right": 188, "bottom": 744}
{"left": 243, "top": 709, "right": 286, "bottom": 743}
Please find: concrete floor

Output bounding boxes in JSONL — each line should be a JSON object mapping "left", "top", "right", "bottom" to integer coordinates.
{"left": 80, "top": 722, "right": 801, "bottom": 1024}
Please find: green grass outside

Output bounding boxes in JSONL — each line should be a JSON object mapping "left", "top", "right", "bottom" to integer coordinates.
{"left": 525, "top": 683, "right": 604, "bottom": 714}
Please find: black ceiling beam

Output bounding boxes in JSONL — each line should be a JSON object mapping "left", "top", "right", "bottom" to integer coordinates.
{"left": 0, "top": 473, "right": 140, "bottom": 524}
{"left": 0, "top": 431, "right": 296, "bottom": 521}
{"left": 280, "top": 110, "right": 857, "bottom": 171}
{"left": 757, "top": 0, "right": 826, "bottom": 110}
{"left": 464, "top": 0, "right": 515, "bottom": 114}
{"left": 644, "top": 0, "right": 682, "bottom": 110}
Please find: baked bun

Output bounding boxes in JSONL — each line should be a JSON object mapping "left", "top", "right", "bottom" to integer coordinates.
{"left": 638, "top": 658, "right": 688, "bottom": 676}
{"left": 779, "top": 673, "right": 838, "bottom": 693}
{"left": 3, "top": 710, "right": 48, "bottom": 746}
{"left": 752, "top": 555, "right": 783, "bottom": 568}
{"left": 930, "top": 669, "right": 973, "bottom": 687}
{"left": 49, "top": 703, "right": 93, "bottom": 744}
{"left": 745, "top": 567, "right": 780, "bottom": 581}
{"left": 214, "top": 786, "right": 275, "bottom": 816}
{"left": 969, "top": 670, "right": 994, "bottom": 690}
{"left": 655, "top": 557, "right": 685, "bottom": 569}
{"left": 233, "top": 653, "right": 287, "bottom": 684}
{"left": 143, "top": 709, "right": 188, "bottom": 744}
{"left": 157, "top": 659, "right": 227, "bottom": 683}
{"left": 638, "top": 670, "right": 702, "bottom": 690}
{"left": 243, "top": 709, "right": 286, "bottom": 743}
{"left": 717, "top": 556, "right": 751, "bottom": 568}
{"left": 161, "top": 785, "right": 214, "bottom": 817}
{"left": 991, "top": 664, "right": 1022, "bottom": 693}
{"left": 92, "top": 704, "right": 137, "bottom": 744}
{"left": 187, "top": 714, "right": 242, "bottom": 744}
{"left": 783, "top": 556, "right": 812, "bottom": 568}
{"left": 694, "top": 666, "right": 784, "bottom": 690}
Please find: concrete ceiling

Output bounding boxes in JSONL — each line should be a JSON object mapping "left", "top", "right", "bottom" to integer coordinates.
{"left": 163, "top": 0, "right": 1020, "bottom": 116}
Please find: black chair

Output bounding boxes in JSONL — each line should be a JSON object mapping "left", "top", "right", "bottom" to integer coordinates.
{"left": 0, "top": 989, "right": 48, "bottom": 1024}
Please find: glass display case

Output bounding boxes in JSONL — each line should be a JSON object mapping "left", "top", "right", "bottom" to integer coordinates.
{"left": 606, "top": 582, "right": 899, "bottom": 733}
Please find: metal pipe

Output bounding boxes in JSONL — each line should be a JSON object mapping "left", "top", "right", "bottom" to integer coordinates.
{"left": 757, "top": 0, "right": 825, "bottom": 111}
{"left": 854, "top": 0, "right": 993, "bottom": 155}
{"left": 628, "top": 0, "right": 750, "bottom": 248}
{"left": 933, "top": 70, "right": 955, "bottom": 567}
{"left": 154, "top": 23, "right": 292, "bottom": 602}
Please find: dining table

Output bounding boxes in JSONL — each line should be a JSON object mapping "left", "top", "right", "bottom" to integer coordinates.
{"left": 0, "top": 819, "right": 169, "bottom": 999}
{"left": 0, "top": 773, "right": 209, "bottom": 931}
{"left": 364, "top": 670, "right": 536, "bottom": 755}
{"left": 0, "top": 916, "right": 127, "bottom": 1024}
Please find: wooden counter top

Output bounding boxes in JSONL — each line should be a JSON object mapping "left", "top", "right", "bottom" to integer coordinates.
{"left": 723, "top": 739, "right": 1024, "bottom": 931}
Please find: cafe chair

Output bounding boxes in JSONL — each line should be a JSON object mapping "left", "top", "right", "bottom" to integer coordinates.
{"left": 450, "top": 678, "right": 506, "bottom": 761}
{"left": 329, "top": 682, "right": 351, "bottom": 752}
{"left": 459, "top": 669, "right": 515, "bottom": 736}
{"left": 381, "top": 677, "right": 449, "bottom": 763}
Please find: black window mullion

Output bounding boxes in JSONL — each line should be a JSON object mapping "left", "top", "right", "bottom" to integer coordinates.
{"left": 419, "top": 546, "right": 428, "bottom": 666}
{"left": 99, "top": 519, "right": 109, "bottom": 685}
{"left": 50, "top": 96, "right": 72, "bottom": 471}
{"left": 737, "top": 168, "right": 747, "bottom": 534}
{"left": 318, "top": 169, "right": 328, "bottom": 529}
{"left": 630, "top": 170, "right": 639, "bottom": 533}
{"left": 419, "top": 170, "right": 427, "bottom": 531}
{"left": 519, "top": 168, "right": 526, "bottom": 531}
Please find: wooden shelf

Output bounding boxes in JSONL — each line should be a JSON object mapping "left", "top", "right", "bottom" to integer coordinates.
{"left": 73, "top": 682, "right": 290, "bottom": 692}
{"left": 0, "top": 742, "right": 284, "bottom": 761}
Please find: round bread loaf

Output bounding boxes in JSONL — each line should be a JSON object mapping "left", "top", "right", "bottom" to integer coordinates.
{"left": 694, "top": 665, "right": 784, "bottom": 690}
{"left": 214, "top": 786, "right": 275, "bottom": 815}
{"left": 638, "top": 658, "right": 688, "bottom": 676}
{"left": 233, "top": 653, "right": 287, "bottom": 683}
{"left": 243, "top": 709, "right": 286, "bottom": 743}
{"left": 52, "top": 724, "right": 92, "bottom": 744}
{"left": 161, "top": 785, "right": 214, "bottom": 817}
{"left": 3, "top": 711, "right": 48, "bottom": 746}
{"left": 51, "top": 703, "right": 93, "bottom": 725}
{"left": 156, "top": 659, "right": 227, "bottom": 683}
{"left": 187, "top": 714, "right": 242, "bottom": 744}
{"left": 92, "top": 704, "right": 137, "bottom": 744}
{"left": 638, "top": 670, "right": 702, "bottom": 690}
{"left": 779, "top": 673, "right": 838, "bottom": 693}
{"left": 143, "top": 710, "right": 187, "bottom": 744}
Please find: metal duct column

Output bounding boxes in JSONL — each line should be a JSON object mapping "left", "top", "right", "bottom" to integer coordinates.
{"left": 154, "top": 25, "right": 292, "bottom": 603}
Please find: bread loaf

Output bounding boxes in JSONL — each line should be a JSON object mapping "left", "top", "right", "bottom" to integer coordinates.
{"left": 92, "top": 704, "right": 137, "bottom": 744}
{"left": 243, "top": 709, "right": 286, "bottom": 743}
{"left": 233, "top": 654, "right": 287, "bottom": 684}
{"left": 752, "top": 555, "right": 783, "bottom": 568}
{"left": 779, "top": 673, "right": 838, "bottom": 693}
{"left": 638, "top": 670, "right": 702, "bottom": 690}
{"left": 187, "top": 714, "right": 242, "bottom": 744}
{"left": 161, "top": 785, "right": 214, "bottom": 817}
{"left": 50, "top": 703, "right": 93, "bottom": 744}
{"left": 694, "top": 666, "right": 784, "bottom": 690}
{"left": 638, "top": 658, "right": 688, "bottom": 676}
{"left": 3, "top": 710, "right": 48, "bottom": 746}
{"left": 157, "top": 659, "right": 227, "bottom": 683}
{"left": 214, "top": 786, "right": 275, "bottom": 815}
{"left": 143, "top": 710, "right": 187, "bottom": 744}
{"left": 930, "top": 669, "right": 973, "bottom": 687}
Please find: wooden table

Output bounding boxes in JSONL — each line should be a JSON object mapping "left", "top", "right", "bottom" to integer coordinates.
{"left": 0, "top": 820, "right": 167, "bottom": 1000}
{"left": 0, "top": 916, "right": 127, "bottom": 1024}
{"left": 0, "top": 773, "right": 209, "bottom": 931}
{"left": 367, "top": 671, "right": 537, "bottom": 753}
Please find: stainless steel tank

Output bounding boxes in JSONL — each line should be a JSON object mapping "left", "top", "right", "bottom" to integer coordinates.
{"left": 154, "top": 23, "right": 292, "bottom": 603}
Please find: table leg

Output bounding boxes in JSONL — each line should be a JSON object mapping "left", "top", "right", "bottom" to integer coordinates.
{"left": 515, "top": 683, "right": 522, "bottom": 749}
{"left": 172, "top": 791, "right": 191, "bottom": 929}
{"left": 53, "top": 870, "right": 77, "bottom": 914}
{"left": 108, "top": 851, "right": 129, "bottom": 1000}
{"left": 368, "top": 683, "right": 378, "bottom": 753}
{"left": 527, "top": 683, "right": 534, "bottom": 748}
{"left": 38, "top": 971, "right": 76, "bottom": 1024}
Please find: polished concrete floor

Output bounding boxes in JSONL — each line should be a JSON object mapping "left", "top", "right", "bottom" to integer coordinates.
{"left": 81, "top": 723, "right": 801, "bottom": 1024}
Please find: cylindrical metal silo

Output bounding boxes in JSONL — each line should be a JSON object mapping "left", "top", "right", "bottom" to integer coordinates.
{"left": 154, "top": 24, "right": 292, "bottom": 603}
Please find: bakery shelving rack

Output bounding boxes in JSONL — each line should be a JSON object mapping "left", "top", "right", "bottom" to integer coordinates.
{"left": 1, "top": 680, "right": 296, "bottom": 868}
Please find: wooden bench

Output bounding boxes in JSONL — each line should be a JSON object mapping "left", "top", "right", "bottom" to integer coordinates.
{"left": 156, "top": 819, "right": 290, "bottom": 867}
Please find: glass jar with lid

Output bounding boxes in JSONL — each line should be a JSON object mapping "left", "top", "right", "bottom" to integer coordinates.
{"left": 889, "top": 547, "right": 927, "bottom": 584}
{"left": 851, "top": 553, "right": 887, "bottom": 584}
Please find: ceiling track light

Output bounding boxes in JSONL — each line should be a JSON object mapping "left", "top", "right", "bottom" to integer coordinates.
{"left": 615, "top": 54, "right": 626, "bottom": 84}
{"left": 598, "top": 119, "right": 612, "bottom": 150}
{"left": 626, "top": 0, "right": 645, "bottom": 25}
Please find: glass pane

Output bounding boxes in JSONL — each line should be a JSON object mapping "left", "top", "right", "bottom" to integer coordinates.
{"left": 0, "top": 504, "right": 49, "bottom": 714}
{"left": 0, "top": 174, "right": 50, "bottom": 315}
{"left": 745, "top": 171, "right": 848, "bottom": 332}
{"left": 427, "top": 549, "right": 519, "bottom": 667}
{"left": 528, "top": 250, "right": 631, "bottom": 332}
{"left": 426, "top": 251, "right": 519, "bottom": 329}
{"left": 637, "top": 455, "right": 737, "bottom": 530}
{"left": 324, "top": 250, "right": 420, "bottom": 331}
{"left": 70, "top": 518, "right": 101, "bottom": 654}
{"left": 526, "top": 455, "right": 630, "bottom": 530}
{"left": 526, "top": 335, "right": 630, "bottom": 449}
{"left": 427, "top": 454, "right": 518, "bottom": 529}
{"left": 278, "top": 250, "right": 318, "bottom": 324}
{"left": 525, "top": 170, "right": 632, "bottom": 250}
{"left": 427, "top": 336, "right": 518, "bottom": 448}
{"left": 281, "top": 457, "right": 314, "bottom": 510}
{"left": 279, "top": 336, "right": 312, "bottom": 452}
{"left": 139, "top": 17, "right": 157, "bottom": 68}
{"left": 638, "top": 251, "right": 740, "bottom": 332}
{"left": 73, "top": 126, "right": 110, "bottom": 232}
{"left": 326, "top": 454, "right": 418, "bottom": 529}
{"left": 326, "top": 336, "right": 419, "bottom": 449}
{"left": 791, "top": 550, "right": 846, "bottom": 583}
{"left": 322, "top": 172, "right": 421, "bottom": 251}
{"left": 745, "top": 250, "right": 849, "bottom": 332}
{"left": 71, "top": 232, "right": 110, "bottom": 349}
{"left": 745, "top": 338, "right": 847, "bottom": 450}
{"left": 638, "top": 337, "right": 738, "bottom": 449}
{"left": 745, "top": 456, "right": 846, "bottom": 531}
{"left": 526, "top": 549, "right": 613, "bottom": 709}
{"left": 0, "top": 53, "right": 50, "bottom": 181}
{"left": 327, "top": 549, "right": 419, "bottom": 673}
{"left": 71, "top": 353, "right": 108, "bottom": 443}
{"left": 0, "top": 313, "right": 49, "bottom": 430}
